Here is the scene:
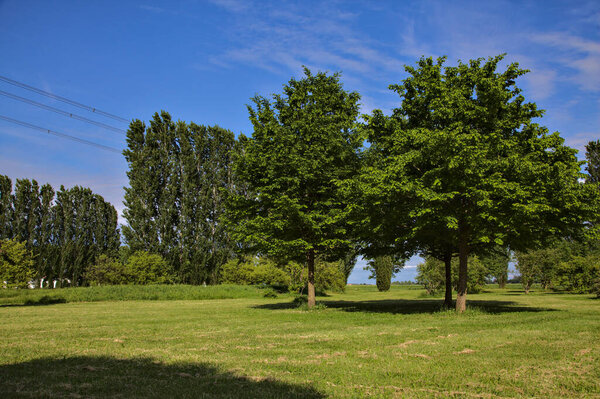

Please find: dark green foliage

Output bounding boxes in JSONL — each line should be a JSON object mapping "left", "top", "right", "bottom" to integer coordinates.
{"left": 366, "top": 256, "right": 400, "bottom": 292}
{"left": 85, "top": 255, "right": 129, "bottom": 286}
{"left": 0, "top": 239, "right": 35, "bottom": 288}
{"left": 585, "top": 140, "right": 600, "bottom": 185}
{"left": 480, "top": 248, "right": 510, "bottom": 288}
{"left": 0, "top": 175, "right": 13, "bottom": 239}
{"left": 226, "top": 68, "right": 360, "bottom": 307}
{"left": 123, "top": 112, "right": 237, "bottom": 284}
{"left": 554, "top": 255, "right": 600, "bottom": 293}
{"left": 338, "top": 248, "right": 359, "bottom": 284}
{"left": 359, "top": 54, "right": 597, "bottom": 311}
{"left": 0, "top": 175, "right": 120, "bottom": 285}
{"left": 54, "top": 186, "right": 120, "bottom": 284}
{"left": 124, "top": 251, "right": 174, "bottom": 285}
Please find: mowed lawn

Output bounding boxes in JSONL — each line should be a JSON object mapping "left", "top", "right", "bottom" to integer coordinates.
{"left": 1, "top": 285, "right": 599, "bottom": 398}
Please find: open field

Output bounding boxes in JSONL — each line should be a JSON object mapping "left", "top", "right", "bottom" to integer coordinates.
{"left": 1, "top": 285, "right": 599, "bottom": 398}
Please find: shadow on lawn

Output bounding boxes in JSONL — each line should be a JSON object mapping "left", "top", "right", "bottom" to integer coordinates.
{"left": 0, "top": 295, "right": 67, "bottom": 307}
{"left": 254, "top": 298, "right": 557, "bottom": 314}
{"left": 0, "top": 356, "right": 325, "bottom": 399}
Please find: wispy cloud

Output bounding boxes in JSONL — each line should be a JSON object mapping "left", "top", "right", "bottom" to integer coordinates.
{"left": 530, "top": 32, "right": 600, "bottom": 91}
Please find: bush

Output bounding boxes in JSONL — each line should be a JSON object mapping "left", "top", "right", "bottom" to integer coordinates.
{"left": 554, "top": 255, "right": 600, "bottom": 293}
{"left": 124, "top": 251, "right": 174, "bottom": 285}
{"left": 85, "top": 255, "right": 128, "bottom": 286}
{"left": 309, "top": 260, "right": 346, "bottom": 293}
{"left": 0, "top": 239, "right": 35, "bottom": 289}
{"left": 220, "top": 258, "right": 291, "bottom": 288}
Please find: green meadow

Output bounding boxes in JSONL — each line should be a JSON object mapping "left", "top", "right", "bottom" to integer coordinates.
{"left": 1, "top": 285, "right": 599, "bottom": 398}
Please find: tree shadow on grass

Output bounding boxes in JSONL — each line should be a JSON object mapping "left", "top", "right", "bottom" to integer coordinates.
{"left": 253, "top": 298, "right": 557, "bottom": 315}
{"left": 0, "top": 356, "right": 324, "bottom": 399}
{"left": 0, "top": 295, "right": 67, "bottom": 307}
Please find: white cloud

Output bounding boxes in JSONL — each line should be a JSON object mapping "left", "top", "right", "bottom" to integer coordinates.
{"left": 530, "top": 32, "right": 600, "bottom": 92}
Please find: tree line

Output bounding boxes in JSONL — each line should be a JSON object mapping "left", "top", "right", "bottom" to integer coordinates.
{"left": 0, "top": 177, "right": 119, "bottom": 286}
{"left": 2, "top": 54, "right": 598, "bottom": 312}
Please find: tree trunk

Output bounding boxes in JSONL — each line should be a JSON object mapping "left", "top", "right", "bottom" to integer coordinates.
{"left": 443, "top": 252, "right": 453, "bottom": 308}
{"left": 307, "top": 248, "right": 316, "bottom": 308}
{"left": 456, "top": 227, "right": 469, "bottom": 313}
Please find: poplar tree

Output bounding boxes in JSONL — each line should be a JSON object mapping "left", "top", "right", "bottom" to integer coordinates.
{"left": 123, "top": 112, "right": 237, "bottom": 283}
{"left": 227, "top": 68, "right": 361, "bottom": 307}
{"left": 0, "top": 175, "right": 13, "bottom": 239}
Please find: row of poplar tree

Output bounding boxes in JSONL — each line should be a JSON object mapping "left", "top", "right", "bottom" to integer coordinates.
{"left": 0, "top": 177, "right": 119, "bottom": 285}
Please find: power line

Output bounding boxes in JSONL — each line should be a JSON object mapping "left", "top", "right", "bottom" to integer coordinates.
{"left": 0, "top": 75, "right": 130, "bottom": 124}
{"left": 0, "top": 115, "right": 122, "bottom": 154}
{"left": 0, "top": 90, "right": 126, "bottom": 134}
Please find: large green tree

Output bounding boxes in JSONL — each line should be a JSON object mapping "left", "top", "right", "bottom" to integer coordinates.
{"left": 361, "top": 55, "right": 597, "bottom": 312}
{"left": 227, "top": 68, "right": 361, "bottom": 307}
{"left": 123, "top": 112, "right": 237, "bottom": 283}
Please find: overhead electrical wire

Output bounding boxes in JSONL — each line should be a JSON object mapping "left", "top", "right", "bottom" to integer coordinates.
{"left": 0, "top": 90, "right": 126, "bottom": 134}
{"left": 0, "top": 114, "right": 122, "bottom": 154}
{"left": 0, "top": 74, "right": 130, "bottom": 124}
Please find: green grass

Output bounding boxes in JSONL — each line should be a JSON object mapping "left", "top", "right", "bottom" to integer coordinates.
{"left": 0, "top": 284, "right": 274, "bottom": 306}
{"left": 1, "top": 285, "right": 599, "bottom": 398}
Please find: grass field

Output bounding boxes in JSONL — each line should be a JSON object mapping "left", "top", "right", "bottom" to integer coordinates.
{"left": 1, "top": 285, "right": 599, "bottom": 398}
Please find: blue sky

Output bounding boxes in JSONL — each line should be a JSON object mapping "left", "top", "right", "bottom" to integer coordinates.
{"left": 1, "top": 0, "right": 599, "bottom": 283}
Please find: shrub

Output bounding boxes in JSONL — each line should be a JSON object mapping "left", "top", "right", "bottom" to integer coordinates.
{"left": 309, "top": 260, "right": 346, "bottom": 293}
{"left": 554, "top": 255, "right": 600, "bottom": 293}
{"left": 220, "top": 258, "right": 291, "bottom": 287}
{"left": 0, "top": 239, "right": 35, "bottom": 289}
{"left": 85, "top": 255, "right": 128, "bottom": 286}
{"left": 124, "top": 251, "right": 174, "bottom": 285}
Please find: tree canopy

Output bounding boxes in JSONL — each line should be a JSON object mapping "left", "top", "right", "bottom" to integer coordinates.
{"left": 227, "top": 67, "right": 361, "bottom": 307}
{"left": 359, "top": 54, "right": 597, "bottom": 311}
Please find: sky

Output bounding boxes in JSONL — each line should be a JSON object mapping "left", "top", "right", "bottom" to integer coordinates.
{"left": 1, "top": 0, "right": 598, "bottom": 283}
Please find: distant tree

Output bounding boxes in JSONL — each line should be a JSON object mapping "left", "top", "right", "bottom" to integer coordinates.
{"left": 0, "top": 239, "right": 35, "bottom": 288}
{"left": 585, "top": 140, "right": 600, "bottom": 184}
{"left": 366, "top": 256, "right": 403, "bottom": 292}
{"left": 54, "top": 186, "right": 119, "bottom": 285}
{"left": 227, "top": 68, "right": 361, "bottom": 308}
{"left": 359, "top": 54, "right": 598, "bottom": 311}
{"left": 338, "top": 248, "right": 359, "bottom": 285}
{"left": 514, "top": 247, "right": 562, "bottom": 293}
{"left": 481, "top": 247, "right": 510, "bottom": 288}
{"left": 416, "top": 255, "right": 487, "bottom": 295}
{"left": 0, "top": 175, "right": 13, "bottom": 239}
{"left": 554, "top": 255, "right": 600, "bottom": 293}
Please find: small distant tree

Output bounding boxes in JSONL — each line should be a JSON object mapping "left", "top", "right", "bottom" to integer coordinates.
{"left": 416, "top": 257, "right": 445, "bottom": 295}
{"left": 585, "top": 140, "right": 600, "bottom": 185}
{"left": 481, "top": 248, "right": 510, "bottom": 288}
{"left": 366, "top": 256, "right": 402, "bottom": 291}
{"left": 338, "top": 248, "right": 359, "bottom": 285}
{"left": 0, "top": 239, "right": 35, "bottom": 288}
